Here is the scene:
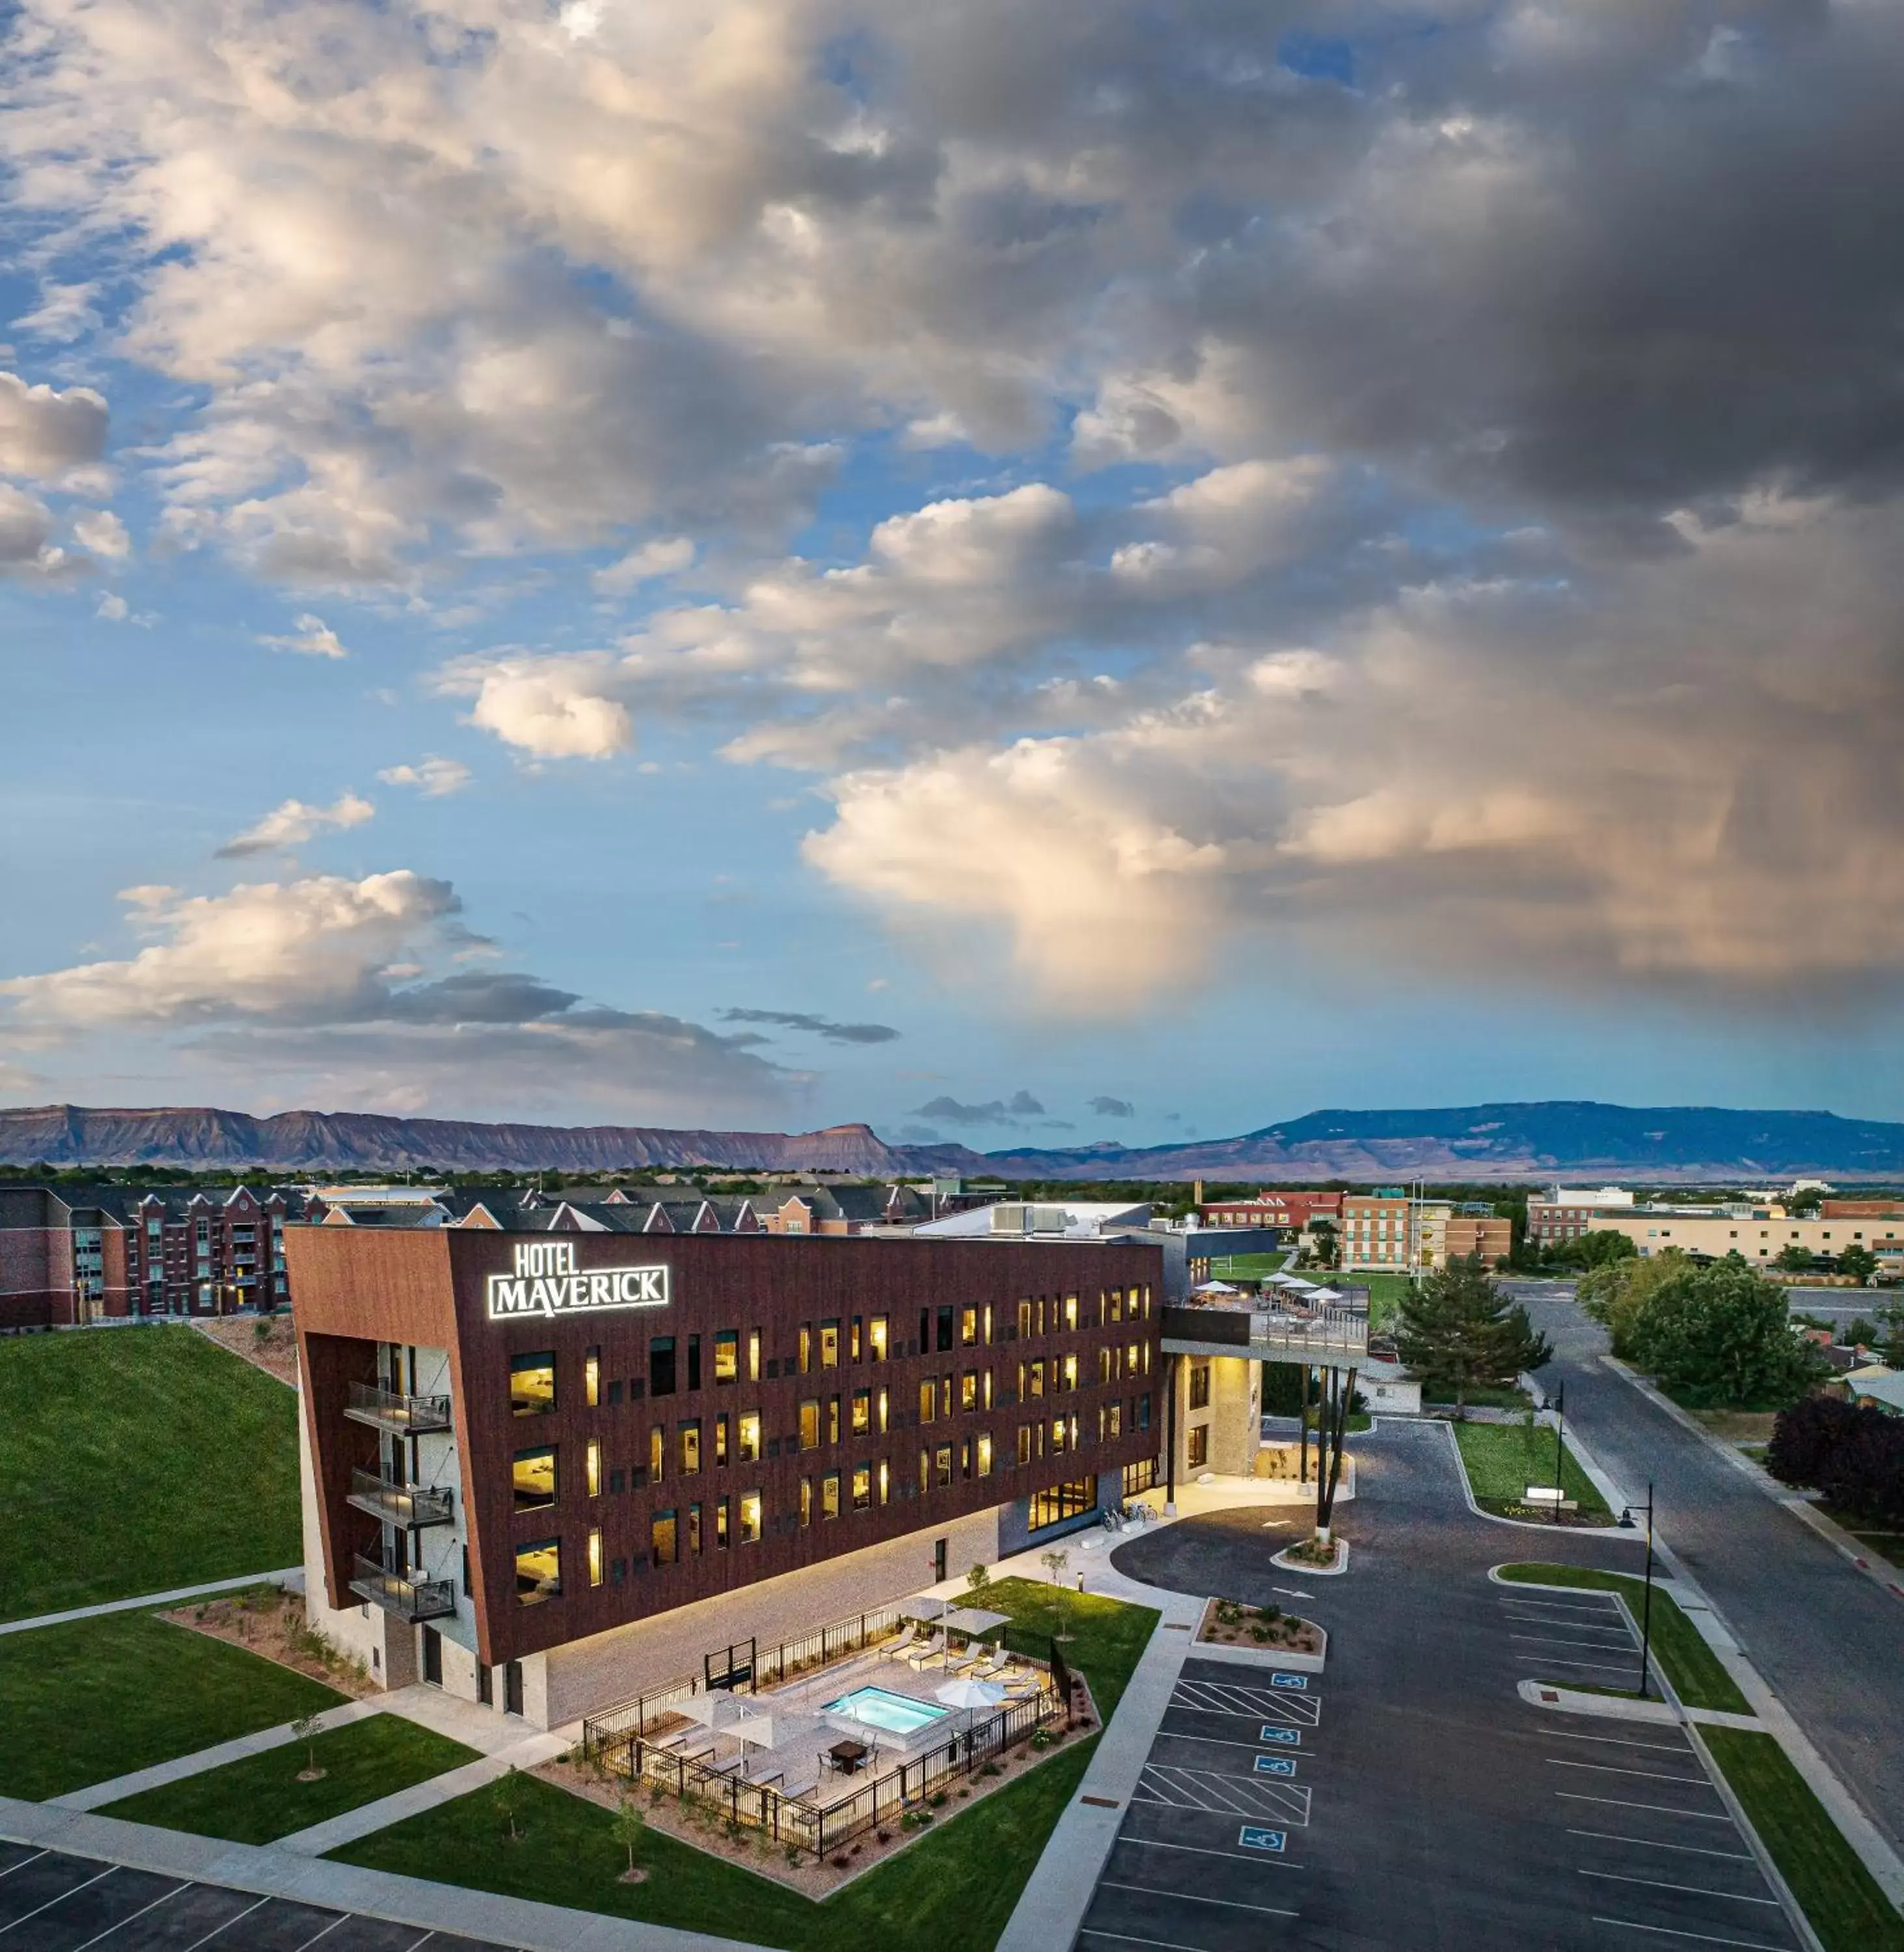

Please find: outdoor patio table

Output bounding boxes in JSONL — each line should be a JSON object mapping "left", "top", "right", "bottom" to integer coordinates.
{"left": 826, "top": 1739, "right": 870, "bottom": 1774}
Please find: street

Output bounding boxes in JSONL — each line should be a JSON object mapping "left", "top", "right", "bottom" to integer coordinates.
{"left": 1508, "top": 1281, "right": 1904, "bottom": 1860}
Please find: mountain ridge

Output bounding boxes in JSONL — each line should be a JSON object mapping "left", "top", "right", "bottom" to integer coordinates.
{"left": 3, "top": 1098, "right": 1901, "bottom": 1182}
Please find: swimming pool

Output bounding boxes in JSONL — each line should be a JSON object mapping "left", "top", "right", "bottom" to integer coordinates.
{"left": 821, "top": 1685, "right": 951, "bottom": 1737}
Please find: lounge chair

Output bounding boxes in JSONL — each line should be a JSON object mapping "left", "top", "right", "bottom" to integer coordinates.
{"left": 971, "top": 1649, "right": 1009, "bottom": 1679}
{"left": 943, "top": 1647, "right": 979, "bottom": 1675}
{"left": 903, "top": 1633, "right": 945, "bottom": 1669}
{"left": 878, "top": 1623, "right": 919, "bottom": 1662}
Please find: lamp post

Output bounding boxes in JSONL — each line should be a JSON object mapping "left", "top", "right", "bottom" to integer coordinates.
{"left": 1617, "top": 1482, "right": 1656, "bottom": 1700}
{"left": 1551, "top": 1382, "right": 1566, "bottom": 1523}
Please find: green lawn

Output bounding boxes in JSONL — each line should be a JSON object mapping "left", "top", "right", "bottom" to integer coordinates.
{"left": 1450, "top": 1420, "right": 1611, "bottom": 1520}
{"left": 0, "top": 1327, "right": 303, "bottom": 1621}
{"left": 1702, "top": 1728, "right": 1904, "bottom": 1952}
{"left": 0, "top": 1609, "right": 344, "bottom": 1800}
{"left": 1495, "top": 1563, "right": 1751, "bottom": 1715}
{"left": 1206, "top": 1252, "right": 1292, "bottom": 1279}
{"left": 336, "top": 1579, "right": 1158, "bottom": 1951}
{"left": 101, "top": 1712, "right": 477, "bottom": 1843}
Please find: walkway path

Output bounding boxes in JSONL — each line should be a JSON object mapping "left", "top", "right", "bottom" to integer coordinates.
{"left": 0, "top": 1568, "right": 303, "bottom": 1638}
{"left": 0, "top": 1796, "right": 758, "bottom": 1952}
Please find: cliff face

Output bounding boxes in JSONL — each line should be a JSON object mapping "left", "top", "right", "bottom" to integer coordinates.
{"left": 0, "top": 1104, "right": 988, "bottom": 1176}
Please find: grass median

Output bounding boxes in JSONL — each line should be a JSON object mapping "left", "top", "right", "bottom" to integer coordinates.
{"left": 335, "top": 1579, "right": 1158, "bottom": 1952}
{"left": 0, "top": 1609, "right": 344, "bottom": 1801}
{"left": 1495, "top": 1562, "right": 1750, "bottom": 1714}
{"left": 1700, "top": 1727, "right": 1904, "bottom": 1952}
{"left": 0, "top": 1327, "right": 302, "bottom": 1621}
{"left": 1451, "top": 1420, "right": 1611, "bottom": 1522}
{"left": 100, "top": 1712, "right": 477, "bottom": 1845}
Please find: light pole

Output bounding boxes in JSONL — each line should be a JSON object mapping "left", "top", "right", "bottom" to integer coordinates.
{"left": 1617, "top": 1483, "right": 1656, "bottom": 1700}
{"left": 1551, "top": 1382, "right": 1566, "bottom": 1523}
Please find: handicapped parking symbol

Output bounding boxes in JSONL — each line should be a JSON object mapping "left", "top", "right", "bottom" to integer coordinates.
{"left": 1238, "top": 1826, "right": 1287, "bottom": 1852}
{"left": 1253, "top": 1755, "right": 1297, "bottom": 1777}
{"left": 1258, "top": 1726, "right": 1299, "bottom": 1746}
{"left": 1270, "top": 1672, "right": 1309, "bottom": 1690}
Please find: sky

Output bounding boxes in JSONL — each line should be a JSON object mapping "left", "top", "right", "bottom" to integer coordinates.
{"left": 3, "top": 0, "right": 1904, "bottom": 1152}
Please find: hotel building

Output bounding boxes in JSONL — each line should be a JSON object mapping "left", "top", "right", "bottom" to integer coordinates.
{"left": 287, "top": 1223, "right": 1163, "bottom": 1729}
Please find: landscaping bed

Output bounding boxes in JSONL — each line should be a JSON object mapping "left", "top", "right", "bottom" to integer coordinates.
{"left": 0, "top": 1609, "right": 344, "bottom": 1801}
{"left": 195, "top": 1314, "right": 300, "bottom": 1389}
{"left": 100, "top": 1712, "right": 476, "bottom": 1844}
{"left": 1495, "top": 1564, "right": 1750, "bottom": 1715}
{"left": 163, "top": 1583, "right": 377, "bottom": 1696}
{"left": 1195, "top": 1598, "right": 1321, "bottom": 1653}
{"left": 1452, "top": 1420, "right": 1612, "bottom": 1523}
{"left": 0, "top": 1326, "right": 303, "bottom": 1621}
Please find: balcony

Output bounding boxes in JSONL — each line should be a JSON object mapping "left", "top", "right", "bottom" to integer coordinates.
{"left": 347, "top": 1468, "right": 454, "bottom": 1529}
{"left": 1162, "top": 1298, "right": 1368, "bottom": 1367}
{"left": 350, "top": 1554, "right": 456, "bottom": 1623}
{"left": 344, "top": 1381, "right": 452, "bottom": 1435}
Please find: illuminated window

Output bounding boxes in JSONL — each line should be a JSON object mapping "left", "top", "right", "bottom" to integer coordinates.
{"left": 850, "top": 1316, "right": 863, "bottom": 1361}
{"left": 869, "top": 1315, "right": 889, "bottom": 1361}
{"left": 1187, "top": 1425, "right": 1209, "bottom": 1469}
{"left": 983, "top": 1303, "right": 994, "bottom": 1344}
{"left": 828, "top": 1395, "right": 841, "bottom": 1444}
{"left": 1189, "top": 1362, "right": 1211, "bottom": 1410}
{"left": 960, "top": 1306, "right": 978, "bottom": 1347}
{"left": 680, "top": 1421, "right": 701, "bottom": 1474}
{"left": 510, "top": 1353, "right": 556, "bottom": 1417}
{"left": 739, "top": 1490, "right": 761, "bottom": 1543}
{"left": 976, "top": 1433, "right": 993, "bottom": 1476}
{"left": 586, "top": 1439, "right": 602, "bottom": 1498}
{"left": 1051, "top": 1417, "right": 1068, "bottom": 1455}
{"left": 1016, "top": 1424, "right": 1033, "bottom": 1465}
{"left": 652, "top": 1510, "right": 679, "bottom": 1566}
{"left": 960, "top": 1370, "right": 979, "bottom": 1412}
{"left": 852, "top": 1389, "right": 871, "bottom": 1437}
{"left": 585, "top": 1346, "right": 601, "bottom": 1408}
{"left": 1064, "top": 1294, "right": 1079, "bottom": 1331}
{"left": 822, "top": 1471, "right": 841, "bottom": 1519}
{"left": 687, "top": 1503, "right": 702, "bottom": 1555}
{"left": 799, "top": 1325, "right": 813, "bottom": 1374}
{"left": 738, "top": 1411, "right": 761, "bottom": 1463}
{"left": 515, "top": 1538, "right": 561, "bottom": 1605}
{"left": 940, "top": 1374, "right": 952, "bottom": 1418}
{"left": 800, "top": 1400, "right": 821, "bottom": 1449}
{"left": 1028, "top": 1479, "right": 1095, "bottom": 1530}
{"left": 588, "top": 1528, "right": 604, "bottom": 1587}
{"left": 820, "top": 1320, "right": 840, "bottom": 1368}
{"left": 748, "top": 1329, "right": 761, "bottom": 1381}
{"left": 878, "top": 1458, "right": 890, "bottom": 1505}
{"left": 1016, "top": 1300, "right": 1033, "bottom": 1338}
{"left": 934, "top": 1444, "right": 954, "bottom": 1488}
{"left": 1098, "top": 1346, "right": 1114, "bottom": 1384}
{"left": 1061, "top": 1353, "right": 1078, "bottom": 1392}
{"left": 877, "top": 1387, "right": 889, "bottom": 1433}
{"left": 714, "top": 1413, "right": 729, "bottom": 1466}
{"left": 512, "top": 1446, "right": 556, "bottom": 1512}
{"left": 1108, "top": 1289, "right": 1123, "bottom": 1323}
{"left": 1100, "top": 1402, "right": 1122, "bottom": 1439}
{"left": 716, "top": 1496, "right": 730, "bottom": 1547}
{"left": 800, "top": 1477, "right": 813, "bottom": 1526}
{"left": 918, "top": 1380, "right": 936, "bottom": 1424}
{"left": 649, "top": 1427, "right": 664, "bottom": 1482}
{"left": 852, "top": 1463, "right": 871, "bottom": 1511}
{"left": 1026, "top": 1359, "right": 1046, "bottom": 1399}
{"left": 713, "top": 1331, "right": 739, "bottom": 1383}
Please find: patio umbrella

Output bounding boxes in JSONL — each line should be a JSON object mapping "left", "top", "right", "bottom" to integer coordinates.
{"left": 679, "top": 1689, "right": 748, "bottom": 1732}
{"left": 933, "top": 1676, "right": 1005, "bottom": 1711}
{"left": 897, "top": 1593, "right": 949, "bottom": 1624}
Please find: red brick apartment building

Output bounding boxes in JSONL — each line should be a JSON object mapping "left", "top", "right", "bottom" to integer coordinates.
{"left": 288, "top": 1223, "right": 1163, "bottom": 1726}
{"left": 0, "top": 1184, "right": 293, "bottom": 1331}
{"left": 1200, "top": 1191, "right": 1344, "bottom": 1231}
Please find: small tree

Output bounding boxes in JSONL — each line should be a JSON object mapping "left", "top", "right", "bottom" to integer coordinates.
{"left": 1774, "top": 1243, "right": 1814, "bottom": 1274}
{"left": 493, "top": 1764, "right": 524, "bottom": 1843}
{"left": 1039, "top": 1549, "right": 1072, "bottom": 1642}
{"left": 291, "top": 1713, "right": 324, "bottom": 1781}
{"left": 966, "top": 1562, "right": 991, "bottom": 1597}
{"left": 1039, "top": 1548, "right": 1069, "bottom": 1586}
{"left": 1838, "top": 1245, "right": 1879, "bottom": 1285}
{"left": 612, "top": 1792, "right": 647, "bottom": 1880}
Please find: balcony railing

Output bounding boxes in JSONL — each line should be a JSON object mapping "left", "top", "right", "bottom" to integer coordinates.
{"left": 344, "top": 1381, "right": 452, "bottom": 1434}
{"left": 347, "top": 1468, "right": 454, "bottom": 1529}
{"left": 350, "top": 1554, "right": 456, "bottom": 1623}
{"left": 1162, "top": 1300, "right": 1369, "bottom": 1366}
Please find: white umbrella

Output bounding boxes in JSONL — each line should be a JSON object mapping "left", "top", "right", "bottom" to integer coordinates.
{"left": 731, "top": 1703, "right": 821, "bottom": 1752}
{"left": 679, "top": 1689, "right": 748, "bottom": 1732}
{"left": 934, "top": 1676, "right": 1005, "bottom": 1711}
{"left": 898, "top": 1593, "right": 949, "bottom": 1623}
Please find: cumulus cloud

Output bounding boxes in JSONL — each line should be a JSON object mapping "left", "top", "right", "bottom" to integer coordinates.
{"left": 717, "top": 1008, "right": 898, "bottom": 1045}
{"left": 593, "top": 536, "right": 696, "bottom": 596}
{"left": 72, "top": 509, "right": 129, "bottom": 558}
{"left": 439, "top": 655, "right": 632, "bottom": 760}
{"left": 0, "top": 372, "right": 108, "bottom": 480}
{"left": 378, "top": 756, "right": 472, "bottom": 798}
{"left": 216, "top": 791, "right": 375, "bottom": 858}
{"left": 259, "top": 614, "right": 348, "bottom": 658}
{"left": 913, "top": 1089, "right": 1046, "bottom": 1128}
{"left": 1089, "top": 1095, "right": 1134, "bottom": 1118}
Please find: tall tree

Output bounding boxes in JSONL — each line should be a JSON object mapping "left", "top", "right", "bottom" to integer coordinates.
{"left": 1626, "top": 1258, "right": 1826, "bottom": 1408}
{"left": 1395, "top": 1255, "right": 1551, "bottom": 1413}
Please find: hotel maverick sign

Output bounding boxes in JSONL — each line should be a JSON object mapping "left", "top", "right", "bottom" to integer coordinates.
{"left": 485, "top": 1240, "right": 670, "bottom": 1321}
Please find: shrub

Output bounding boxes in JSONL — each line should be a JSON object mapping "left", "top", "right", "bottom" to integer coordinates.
{"left": 832, "top": 1853, "right": 851, "bottom": 1869}
{"left": 1770, "top": 1394, "right": 1904, "bottom": 1526}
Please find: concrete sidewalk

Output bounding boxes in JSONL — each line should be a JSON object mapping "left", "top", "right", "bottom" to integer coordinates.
{"left": 0, "top": 1569, "right": 302, "bottom": 1638}
{"left": 49, "top": 1700, "right": 384, "bottom": 1811}
{"left": 0, "top": 1795, "right": 757, "bottom": 1952}
{"left": 274, "top": 1727, "right": 571, "bottom": 1856}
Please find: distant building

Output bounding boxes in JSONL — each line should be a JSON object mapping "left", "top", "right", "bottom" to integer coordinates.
{"left": 1601, "top": 1207, "right": 1904, "bottom": 1267}
{"left": 1443, "top": 1210, "right": 1513, "bottom": 1266}
{"left": 1199, "top": 1191, "right": 1344, "bottom": 1231}
{"left": 1527, "top": 1186, "right": 1639, "bottom": 1248}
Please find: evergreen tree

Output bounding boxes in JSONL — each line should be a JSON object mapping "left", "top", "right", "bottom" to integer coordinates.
{"left": 1395, "top": 1255, "right": 1551, "bottom": 1412}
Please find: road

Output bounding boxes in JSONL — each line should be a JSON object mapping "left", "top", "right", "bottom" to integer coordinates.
{"left": 1508, "top": 1281, "right": 1904, "bottom": 1860}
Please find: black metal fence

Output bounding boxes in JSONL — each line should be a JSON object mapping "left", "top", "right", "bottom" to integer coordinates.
{"left": 599, "top": 1679, "right": 1060, "bottom": 1858}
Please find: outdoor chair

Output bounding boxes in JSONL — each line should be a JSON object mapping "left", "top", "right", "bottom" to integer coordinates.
{"left": 944, "top": 1647, "right": 979, "bottom": 1675}
{"left": 903, "top": 1633, "right": 945, "bottom": 1668}
{"left": 878, "top": 1624, "right": 919, "bottom": 1662}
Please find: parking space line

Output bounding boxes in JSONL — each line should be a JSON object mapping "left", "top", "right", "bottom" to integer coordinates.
{"left": 0, "top": 1854, "right": 46, "bottom": 1885}
{"left": 1080, "top": 1931, "right": 1212, "bottom": 1952}
{"left": 1530, "top": 1656, "right": 1652, "bottom": 1674}
{"left": 1568, "top": 1830, "right": 1754, "bottom": 1862}
{"left": 1099, "top": 1881, "right": 1298, "bottom": 1919}
{"left": 1119, "top": 1837, "right": 1303, "bottom": 1869}
{"left": 1549, "top": 1759, "right": 1712, "bottom": 1785}
{"left": 1549, "top": 1731, "right": 1697, "bottom": 1757}
{"left": 1135, "top": 1766, "right": 1312, "bottom": 1823}
{"left": 1590, "top": 1918, "right": 1790, "bottom": 1948}
{"left": 70, "top": 1883, "right": 185, "bottom": 1951}
{"left": 1512, "top": 1633, "right": 1641, "bottom": 1651}
{"left": 0, "top": 1865, "right": 116, "bottom": 1937}
{"left": 1503, "top": 1601, "right": 1625, "bottom": 1620}
{"left": 1155, "top": 1731, "right": 1295, "bottom": 1751}
{"left": 291, "top": 1916, "right": 351, "bottom": 1951}
{"left": 182, "top": 1896, "right": 272, "bottom": 1950}
{"left": 1581, "top": 1871, "right": 1779, "bottom": 1906}
{"left": 1558, "top": 1795, "right": 1735, "bottom": 1820}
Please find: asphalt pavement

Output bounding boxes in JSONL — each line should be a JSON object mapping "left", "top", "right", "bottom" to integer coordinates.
{"left": 1078, "top": 1420, "right": 1798, "bottom": 1950}
{"left": 1507, "top": 1281, "right": 1904, "bottom": 1860}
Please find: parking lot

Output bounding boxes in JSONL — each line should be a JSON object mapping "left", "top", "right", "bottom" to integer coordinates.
{"left": 0, "top": 1843, "right": 521, "bottom": 1952}
{"left": 1095, "top": 1420, "right": 1806, "bottom": 1951}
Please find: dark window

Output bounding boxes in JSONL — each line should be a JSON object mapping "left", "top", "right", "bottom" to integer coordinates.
{"left": 1187, "top": 1424, "right": 1209, "bottom": 1469}
{"left": 649, "top": 1336, "right": 677, "bottom": 1397}
{"left": 1188, "top": 1361, "right": 1212, "bottom": 1410}
{"left": 461, "top": 1545, "right": 472, "bottom": 1597}
{"left": 688, "top": 1503, "right": 703, "bottom": 1554}
{"left": 607, "top": 1378, "right": 624, "bottom": 1407}
{"left": 687, "top": 1335, "right": 701, "bottom": 1391}
{"left": 629, "top": 1377, "right": 646, "bottom": 1401}
{"left": 936, "top": 1305, "right": 955, "bottom": 1352}
{"left": 609, "top": 1467, "right": 625, "bottom": 1495}
{"left": 610, "top": 1557, "right": 627, "bottom": 1586}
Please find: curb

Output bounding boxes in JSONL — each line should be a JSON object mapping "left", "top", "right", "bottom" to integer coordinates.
{"left": 1437, "top": 1419, "right": 1644, "bottom": 1538}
